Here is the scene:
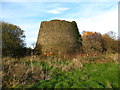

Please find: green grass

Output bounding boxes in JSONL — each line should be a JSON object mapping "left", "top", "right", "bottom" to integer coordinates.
{"left": 2, "top": 54, "right": 119, "bottom": 88}
{"left": 32, "top": 62, "right": 118, "bottom": 88}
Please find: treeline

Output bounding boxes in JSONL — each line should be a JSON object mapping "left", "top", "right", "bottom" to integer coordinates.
{"left": 1, "top": 22, "right": 119, "bottom": 58}
{"left": 81, "top": 31, "right": 119, "bottom": 53}
{"left": 1, "top": 22, "right": 32, "bottom": 57}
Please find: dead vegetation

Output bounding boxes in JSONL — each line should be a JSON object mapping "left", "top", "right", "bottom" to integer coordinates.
{"left": 2, "top": 53, "right": 119, "bottom": 88}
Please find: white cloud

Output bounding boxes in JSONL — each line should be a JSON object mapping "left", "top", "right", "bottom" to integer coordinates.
{"left": 47, "top": 7, "right": 69, "bottom": 14}
{"left": 52, "top": 9, "right": 118, "bottom": 36}
{"left": 48, "top": 10, "right": 60, "bottom": 14}
{"left": 78, "top": 9, "right": 118, "bottom": 35}
{"left": 14, "top": 23, "right": 40, "bottom": 47}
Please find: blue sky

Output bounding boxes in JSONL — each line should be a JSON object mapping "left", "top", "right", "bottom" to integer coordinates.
{"left": 1, "top": 1, "right": 118, "bottom": 47}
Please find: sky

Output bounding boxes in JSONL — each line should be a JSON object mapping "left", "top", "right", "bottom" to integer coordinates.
{"left": 0, "top": 0, "right": 118, "bottom": 47}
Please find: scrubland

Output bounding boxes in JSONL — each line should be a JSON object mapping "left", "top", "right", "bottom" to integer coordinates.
{"left": 2, "top": 53, "right": 119, "bottom": 88}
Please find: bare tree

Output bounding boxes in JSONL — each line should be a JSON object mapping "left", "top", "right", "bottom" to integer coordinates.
{"left": 30, "top": 42, "right": 36, "bottom": 74}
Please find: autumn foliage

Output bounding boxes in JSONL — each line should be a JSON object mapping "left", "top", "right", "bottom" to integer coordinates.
{"left": 81, "top": 31, "right": 118, "bottom": 53}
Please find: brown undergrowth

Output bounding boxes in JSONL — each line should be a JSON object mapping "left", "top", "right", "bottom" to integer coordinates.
{"left": 2, "top": 53, "right": 118, "bottom": 88}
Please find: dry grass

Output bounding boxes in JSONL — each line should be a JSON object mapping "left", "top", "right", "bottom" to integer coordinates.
{"left": 2, "top": 53, "right": 118, "bottom": 88}
{"left": 2, "top": 57, "right": 46, "bottom": 88}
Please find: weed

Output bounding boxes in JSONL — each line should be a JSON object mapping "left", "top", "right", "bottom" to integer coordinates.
{"left": 2, "top": 53, "right": 119, "bottom": 88}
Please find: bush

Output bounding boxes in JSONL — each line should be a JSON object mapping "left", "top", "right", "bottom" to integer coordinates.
{"left": 1, "top": 22, "right": 26, "bottom": 57}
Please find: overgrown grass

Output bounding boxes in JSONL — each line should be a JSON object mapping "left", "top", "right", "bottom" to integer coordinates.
{"left": 2, "top": 53, "right": 119, "bottom": 88}
{"left": 32, "top": 63, "right": 118, "bottom": 88}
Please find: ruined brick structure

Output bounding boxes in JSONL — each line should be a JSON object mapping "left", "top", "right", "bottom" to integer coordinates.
{"left": 35, "top": 20, "right": 82, "bottom": 56}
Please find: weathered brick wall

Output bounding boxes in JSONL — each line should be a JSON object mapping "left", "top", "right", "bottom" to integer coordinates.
{"left": 36, "top": 20, "right": 82, "bottom": 56}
